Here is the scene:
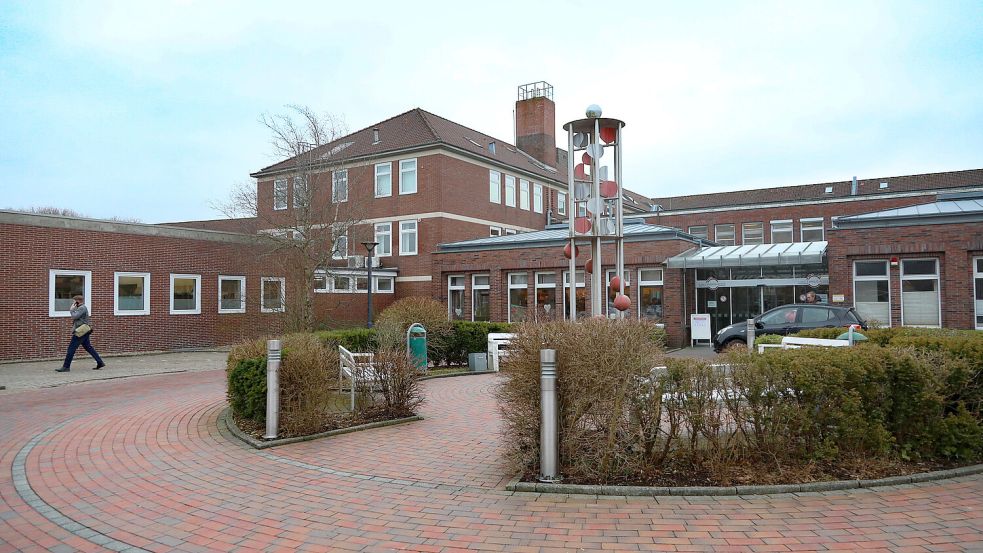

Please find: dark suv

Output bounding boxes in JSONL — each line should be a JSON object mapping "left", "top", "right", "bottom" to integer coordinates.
{"left": 712, "top": 304, "right": 867, "bottom": 352}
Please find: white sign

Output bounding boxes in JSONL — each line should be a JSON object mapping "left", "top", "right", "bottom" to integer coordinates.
{"left": 707, "top": 300, "right": 717, "bottom": 308}
{"left": 832, "top": 294, "right": 845, "bottom": 303}
{"left": 691, "top": 313, "right": 712, "bottom": 345}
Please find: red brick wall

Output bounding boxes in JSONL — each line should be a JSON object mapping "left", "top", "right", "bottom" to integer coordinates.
{"left": 827, "top": 222, "right": 983, "bottom": 329}
{"left": 515, "top": 96, "right": 556, "bottom": 166}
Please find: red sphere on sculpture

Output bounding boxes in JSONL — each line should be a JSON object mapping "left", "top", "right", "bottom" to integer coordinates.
{"left": 600, "top": 127, "right": 617, "bottom": 144}
{"left": 613, "top": 294, "right": 631, "bottom": 312}
{"left": 610, "top": 275, "right": 622, "bottom": 291}
{"left": 563, "top": 243, "right": 580, "bottom": 259}
{"left": 585, "top": 258, "right": 593, "bottom": 273}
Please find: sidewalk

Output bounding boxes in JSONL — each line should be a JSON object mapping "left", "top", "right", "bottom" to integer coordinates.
{"left": 666, "top": 345, "right": 720, "bottom": 359}
{"left": 0, "top": 350, "right": 228, "bottom": 393}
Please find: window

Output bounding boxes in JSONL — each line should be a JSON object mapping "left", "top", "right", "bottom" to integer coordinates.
{"left": 533, "top": 183, "right": 543, "bottom": 213}
{"left": 535, "top": 272, "right": 557, "bottom": 321}
{"left": 375, "top": 276, "right": 394, "bottom": 293}
{"left": 113, "top": 272, "right": 150, "bottom": 315}
{"left": 332, "top": 228, "right": 348, "bottom": 260}
{"left": 557, "top": 191, "right": 567, "bottom": 216}
{"left": 489, "top": 226, "right": 502, "bottom": 237}
{"left": 333, "top": 275, "right": 352, "bottom": 292}
{"left": 399, "top": 220, "right": 418, "bottom": 255}
{"left": 399, "top": 159, "right": 417, "bottom": 194}
{"left": 504, "top": 175, "right": 516, "bottom": 207}
{"left": 854, "top": 261, "right": 890, "bottom": 326}
{"left": 901, "top": 259, "right": 940, "bottom": 327}
{"left": 261, "top": 277, "right": 285, "bottom": 313}
{"left": 489, "top": 171, "right": 501, "bottom": 203}
{"left": 519, "top": 179, "right": 530, "bottom": 210}
{"left": 605, "top": 270, "right": 631, "bottom": 318}
{"left": 824, "top": 186, "right": 833, "bottom": 194}
{"left": 638, "top": 268, "right": 664, "bottom": 321}
{"left": 802, "top": 307, "right": 835, "bottom": 323}
{"left": 49, "top": 270, "right": 92, "bottom": 317}
{"left": 448, "top": 275, "right": 466, "bottom": 320}
{"left": 715, "top": 224, "right": 735, "bottom": 246}
{"left": 801, "top": 218, "right": 824, "bottom": 242}
{"left": 504, "top": 228, "right": 517, "bottom": 236}
{"left": 273, "top": 179, "right": 288, "bottom": 210}
{"left": 332, "top": 169, "right": 348, "bottom": 203}
{"left": 375, "top": 162, "right": 392, "bottom": 198}
{"left": 563, "top": 270, "right": 587, "bottom": 319}
{"left": 760, "top": 306, "right": 799, "bottom": 326}
{"left": 170, "top": 274, "right": 201, "bottom": 315}
{"left": 374, "top": 223, "right": 392, "bottom": 257}
{"left": 688, "top": 226, "right": 708, "bottom": 240}
{"left": 771, "top": 220, "right": 793, "bottom": 243}
{"left": 218, "top": 276, "right": 246, "bottom": 313}
{"left": 355, "top": 277, "right": 369, "bottom": 292}
{"left": 742, "top": 222, "right": 764, "bottom": 245}
{"left": 974, "top": 257, "right": 983, "bottom": 330}
{"left": 313, "top": 272, "right": 329, "bottom": 293}
{"left": 472, "top": 274, "right": 490, "bottom": 322}
{"left": 508, "top": 273, "right": 529, "bottom": 323}
{"left": 293, "top": 176, "right": 307, "bottom": 208}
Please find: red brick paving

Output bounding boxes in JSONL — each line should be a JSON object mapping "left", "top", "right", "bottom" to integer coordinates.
{"left": 0, "top": 371, "right": 981, "bottom": 552}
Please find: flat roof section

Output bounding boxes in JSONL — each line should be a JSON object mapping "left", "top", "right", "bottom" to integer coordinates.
{"left": 833, "top": 193, "right": 983, "bottom": 229}
{"left": 667, "top": 241, "right": 828, "bottom": 269}
{"left": 438, "top": 223, "right": 706, "bottom": 253}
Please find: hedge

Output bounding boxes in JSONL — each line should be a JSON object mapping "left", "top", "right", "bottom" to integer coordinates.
{"left": 316, "top": 328, "right": 377, "bottom": 352}
{"left": 227, "top": 357, "right": 266, "bottom": 423}
{"left": 444, "top": 321, "right": 514, "bottom": 365}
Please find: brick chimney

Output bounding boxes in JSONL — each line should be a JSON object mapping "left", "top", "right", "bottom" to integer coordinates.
{"left": 515, "top": 81, "right": 556, "bottom": 167}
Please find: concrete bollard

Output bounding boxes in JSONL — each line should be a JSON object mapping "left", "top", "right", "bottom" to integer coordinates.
{"left": 265, "top": 339, "right": 281, "bottom": 440}
{"left": 746, "top": 319, "right": 756, "bottom": 353}
{"left": 539, "top": 349, "right": 560, "bottom": 483}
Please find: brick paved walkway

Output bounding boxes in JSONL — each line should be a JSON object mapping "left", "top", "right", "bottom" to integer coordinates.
{"left": 1, "top": 367, "right": 981, "bottom": 552}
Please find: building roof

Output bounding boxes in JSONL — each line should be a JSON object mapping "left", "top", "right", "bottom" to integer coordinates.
{"left": 650, "top": 168, "right": 983, "bottom": 212}
{"left": 438, "top": 222, "right": 705, "bottom": 253}
{"left": 666, "top": 241, "right": 828, "bottom": 269}
{"left": 833, "top": 191, "right": 983, "bottom": 229}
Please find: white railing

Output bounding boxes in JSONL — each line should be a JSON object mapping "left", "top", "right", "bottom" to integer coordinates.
{"left": 339, "top": 345, "right": 377, "bottom": 411}
{"left": 487, "top": 333, "right": 515, "bottom": 372}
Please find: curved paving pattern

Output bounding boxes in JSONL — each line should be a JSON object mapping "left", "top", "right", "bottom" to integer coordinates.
{"left": 1, "top": 371, "right": 982, "bottom": 552}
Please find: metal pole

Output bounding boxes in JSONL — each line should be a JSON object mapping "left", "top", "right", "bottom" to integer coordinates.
{"left": 615, "top": 124, "right": 625, "bottom": 319}
{"left": 848, "top": 324, "right": 855, "bottom": 346}
{"left": 591, "top": 118, "right": 603, "bottom": 317}
{"left": 264, "top": 339, "right": 282, "bottom": 439}
{"left": 746, "top": 319, "right": 755, "bottom": 353}
{"left": 539, "top": 348, "right": 559, "bottom": 483}
{"left": 366, "top": 251, "right": 374, "bottom": 328}
{"left": 567, "top": 128, "right": 577, "bottom": 321}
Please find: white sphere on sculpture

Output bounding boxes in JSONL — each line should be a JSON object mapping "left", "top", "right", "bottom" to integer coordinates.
{"left": 585, "top": 104, "right": 602, "bottom": 118}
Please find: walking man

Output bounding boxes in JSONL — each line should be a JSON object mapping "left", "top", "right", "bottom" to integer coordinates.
{"left": 56, "top": 295, "right": 106, "bottom": 372}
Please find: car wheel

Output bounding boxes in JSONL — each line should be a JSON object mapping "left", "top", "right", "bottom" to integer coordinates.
{"left": 722, "top": 339, "right": 746, "bottom": 352}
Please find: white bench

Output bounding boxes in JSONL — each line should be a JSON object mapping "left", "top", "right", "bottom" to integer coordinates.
{"left": 780, "top": 336, "right": 851, "bottom": 349}
{"left": 339, "top": 346, "right": 377, "bottom": 410}
{"left": 487, "top": 333, "right": 515, "bottom": 372}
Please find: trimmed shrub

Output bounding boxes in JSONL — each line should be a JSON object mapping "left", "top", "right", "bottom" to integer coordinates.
{"left": 754, "top": 334, "right": 783, "bottom": 346}
{"left": 362, "top": 348, "right": 425, "bottom": 419}
{"left": 317, "top": 328, "right": 377, "bottom": 352}
{"left": 375, "top": 297, "right": 453, "bottom": 364}
{"left": 444, "top": 321, "right": 514, "bottom": 365}
{"left": 227, "top": 357, "right": 266, "bottom": 422}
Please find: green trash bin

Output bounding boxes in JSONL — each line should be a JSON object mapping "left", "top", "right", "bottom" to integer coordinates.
{"left": 406, "top": 323, "right": 428, "bottom": 373}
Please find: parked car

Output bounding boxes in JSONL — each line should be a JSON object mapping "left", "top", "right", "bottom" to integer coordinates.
{"left": 712, "top": 304, "right": 867, "bottom": 352}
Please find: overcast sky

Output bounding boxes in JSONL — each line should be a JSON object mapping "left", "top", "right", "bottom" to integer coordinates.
{"left": 1, "top": 1, "right": 981, "bottom": 223}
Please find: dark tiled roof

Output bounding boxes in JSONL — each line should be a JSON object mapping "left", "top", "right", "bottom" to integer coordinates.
{"left": 650, "top": 168, "right": 983, "bottom": 211}
{"left": 158, "top": 217, "right": 258, "bottom": 233}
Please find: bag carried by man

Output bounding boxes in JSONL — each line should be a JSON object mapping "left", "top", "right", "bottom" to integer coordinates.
{"left": 74, "top": 324, "right": 92, "bottom": 337}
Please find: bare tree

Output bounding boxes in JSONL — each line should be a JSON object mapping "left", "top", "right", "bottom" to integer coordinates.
{"left": 216, "top": 105, "right": 366, "bottom": 331}
{"left": 5, "top": 206, "right": 142, "bottom": 223}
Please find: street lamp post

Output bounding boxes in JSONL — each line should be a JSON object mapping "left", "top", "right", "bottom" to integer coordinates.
{"left": 362, "top": 241, "right": 379, "bottom": 328}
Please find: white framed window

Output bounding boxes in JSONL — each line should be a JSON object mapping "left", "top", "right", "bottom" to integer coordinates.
{"left": 605, "top": 269, "right": 632, "bottom": 318}
{"left": 218, "top": 275, "right": 246, "bottom": 313}
{"left": 273, "top": 179, "right": 288, "bottom": 210}
{"left": 557, "top": 191, "right": 567, "bottom": 216}
{"left": 489, "top": 226, "right": 502, "bottom": 237}
{"left": 114, "top": 272, "right": 150, "bottom": 315}
{"left": 505, "top": 175, "right": 516, "bottom": 207}
{"left": 374, "top": 222, "right": 392, "bottom": 257}
{"left": 332, "top": 227, "right": 348, "bottom": 260}
{"left": 508, "top": 272, "right": 529, "bottom": 323}
{"left": 974, "top": 257, "right": 983, "bottom": 330}
{"left": 332, "top": 275, "right": 353, "bottom": 293}
{"left": 901, "top": 258, "right": 940, "bottom": 327}
{"left": 49, "top": 269, "right": 92, "bottom": 317}
{"left": 771, "top": 220, "right": 793, "bottom": 243}
{"left": 637, "top": 268, "right": 664, "bottom": 321}
{"left": 261, "top": 277, "right": 286, "bottom": 313}
{"left": 448, "top": 275, "right": 466, "bottom": 320}
{"left": 313, "top": 271, "right": 329, "bottom": 294}
{"left": 472, "top": 274, "right": 491, "bottom": 322}
{"left": 854, "top": 260, "right": 890, "bottom": 327}
{"left": 489, "top": 171, "right": 501, "bottom": 203}
{"left": 742, "top": 222, "right": 765, "bottom": 245}
{"left": 535, "top": 272, "right": 557, "bottom": 320}
{"left": 332, "top": 169, "right": 348, "bottom": 203}
{"left": 170, "top": 274, "right": 201, "bottom": 315}
{"left": 399, "top": 158, "right": 417, "bottom": 194}
{"left": 533, "top": 183, "right": 543, "bottom": 213}
{"left": 375, "top": 162, "right": 392, "bottom": 198}
{"left": 519, "top": 179, "right": 530, "bottom": 210}
{"left": 355, "top": 276, "right": 369, "bottom": 292}
{"left": 399, "top": 220, "right": 418, "bottom": 255}
{"left": 293, "top": 176, "right": 307, "bottom": 208}
{"left": 375, "top": 276, "right": 395, "bottom": 293}
{"left": 715, "top": 224, "right": 735, "bottom": 246}
{"left": 688, "top": 226, "right": 708, "bottom": 240}
{"left": 504, "top": 228, "right": 517, "bottom": 236}
{"left": 801, "top": 218, "right": 824, "bottom": 242}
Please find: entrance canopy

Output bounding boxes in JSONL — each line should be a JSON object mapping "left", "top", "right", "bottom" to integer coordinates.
{"left": 667, "top": 241, "right": 827, "bottom": 269}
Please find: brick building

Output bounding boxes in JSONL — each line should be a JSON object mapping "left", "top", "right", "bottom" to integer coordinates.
{"left": 2, "top": 83, "right": 981, "bottom": 360}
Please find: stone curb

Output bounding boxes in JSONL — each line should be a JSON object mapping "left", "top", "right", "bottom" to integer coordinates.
{"left": 418, "top": 370, "right": 496, "bottom": 381}
{"left": 0, "top": 347, "right": 230, "bottom": 365}
{"left": 221, "top": 407, "right": 423, "bottom": 450}
{"left": 506, "top": 462, "right": 983, "bottom": 497}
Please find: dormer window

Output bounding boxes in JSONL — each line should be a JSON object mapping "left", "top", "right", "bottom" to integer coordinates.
{"left": 879, "top": 182, "right": 889, "bottom": 189}
{"left": 824, "top": 186, "right": 833, "bottom": 194}
{"left": 488, "top": 141, "right": 496, "bottom": 154}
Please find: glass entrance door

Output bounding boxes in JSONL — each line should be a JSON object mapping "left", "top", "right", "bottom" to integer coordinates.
{"left": 731, "top": 287, "right": 762, "bottom": 326}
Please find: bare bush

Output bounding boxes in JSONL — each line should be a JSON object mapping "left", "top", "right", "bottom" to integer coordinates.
{"left": 357, "top": 348, "right": 424, "bottom": 419}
